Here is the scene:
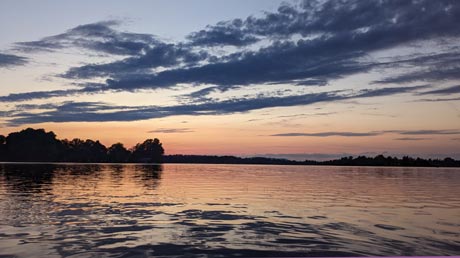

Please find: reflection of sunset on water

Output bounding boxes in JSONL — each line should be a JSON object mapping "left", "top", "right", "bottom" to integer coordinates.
{"left": 1, "top": 164, "right": 459, "bottom": 256}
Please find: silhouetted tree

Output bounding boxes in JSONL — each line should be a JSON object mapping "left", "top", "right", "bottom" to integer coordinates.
{"left": 5, "top": 128, "right": 61, "bottom": 161}
{"left": 0, "top": 135, "right": 6, "bottom": 161}
{"left": 107, "top": 143, "right": 131, "bottom": 163}
{"left": 131, "top": 138, "right": 164, "bottom": 163}
{"left": 1, "top": 128, "right": 459, "bottom": 167}
{"left": 60, "top": 138, "right": 107, "bottom": 162}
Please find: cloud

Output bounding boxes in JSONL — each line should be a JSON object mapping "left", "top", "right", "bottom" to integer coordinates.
{"left": 271, "top": 129, "right": 460, "bottom": 138}
{"left": 187, "top": 19, "right": 258, "bottom": 46}
{"left": 373, "top": 52, "right": 460, "bottom": 84}
{"left": 15, "top": 20, "right": 159, "bottom": 56}
{"left": 62, "top": 43, "right": 211, "bottom": 80}
{"left": 74, "top": 39, "right": 370, "bottom": 91}
{"left": 148, "top": 128, "right": 194, "bottom": 133}
{"left": 0, "top": 88, "right": 103, "bottom": 102}
{"left": 418, "top": 85, "right": 460, "bottom": 95}
{"left": 55, "top": 0, "right": 460, "bottom": 94}
{"left": 4, "top": 85, "right": 424, "bottom": 125}
{"left": 397, "top": 129, "right": 460, "bottom": 135}
{"left": 271, "top": 132, "right": 380, "bottom": 137}
{"left": 416, "top": 97, "right": 460, "bottom": 102}
{"left": 0, "top": 53, "right": 28, "bottom": 67}
{"left": 354, "top": 85, "right": 429, "bottom": 98}
{"left": 187, "top": 0, "right": 460, "bottom": 47}
{"left": 394, "top": 137, "right": 432, "bottom": 141}
{"left": 3, "top": 0, "right": 460, "bottom": 126}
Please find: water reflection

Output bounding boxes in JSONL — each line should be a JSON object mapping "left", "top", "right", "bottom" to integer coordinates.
{"left": 0, "top": 164, "right": 459, "bottom": 257}
{"left": 0, "top": 163, "right": 55, "bottom": 194}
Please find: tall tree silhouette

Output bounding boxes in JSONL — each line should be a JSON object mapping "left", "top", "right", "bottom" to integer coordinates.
{"left": 131, "top": 138, "right": 164, "bottom": 163}
{"left": 5, "top": 128, "right": 61, "bottom": 161}
{"left": 107, "top": 143, "right": 131, "bottom": 163}
{"left": 0, "top": 135, "right": 6, "bottom": 161}
{"left": 60, "top": 138, "right": 107, "bottom": 162}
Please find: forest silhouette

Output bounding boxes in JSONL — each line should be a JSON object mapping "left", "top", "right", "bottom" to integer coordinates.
{"left": 0, "top": 128, "right": 459, "bottom": 167}
{"left": 0, "top": 128, "right": 164, "bottom": 163}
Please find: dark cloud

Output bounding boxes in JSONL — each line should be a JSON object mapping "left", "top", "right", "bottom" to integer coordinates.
{"left": 4, "top": 85, "right": 424, "bottom": 125}
{"left": 187, "top": 0, "right": 460, "bottom": 47}
{"left": 271, "top": 132, "right": 380, "bottom": 137}
{"left": 0, "top": 88, "right": 103, "bottom": 102}
{"left": 68, "top": 38, "right": 370, "bottom": 91}
{"left": 397, "top": 129, "right": 460, "bottom": 135}
{"left": 373, "top": 51, "right": 460, "bottom": 84}
{"left": 148, "top": 128, "right": 194, "bottom": 133}
{"left": 63, "top": 43, "right": 210, "bottom": 79}
{"left": 394, "top": 137, "right": 432, "bottom": 141}
{"left": 56, "top": 0, "right": 460, "bottom": 94}
{"left": 187, "top": 19, "right": 258, "bottom": 46}
{"left": 3, "top": 0, "right": 460, "bottom": 126}
{"left": 355, "top": 85, "right": 429, "bottom": 98}
{"left": 376, "top": 66, "right": 460, "bottom": 84}
{"left": 0, "top": 53, "right": 28, "bottom": 67}
{"left": 416, "top": 97, "right": 460, "bottom": 102}
{"left": 271, "top": 129, "right": 460, "bottom": 138}
{"left": 418, "top": 85, "right": 460, "bottom": 95}
{"left": 15, "top": 20, "right": 159, "bottom": 56}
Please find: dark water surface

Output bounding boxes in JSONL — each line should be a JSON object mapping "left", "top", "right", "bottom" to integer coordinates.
{"left": 0, "top": 163, "right": 459, "bottom": 257}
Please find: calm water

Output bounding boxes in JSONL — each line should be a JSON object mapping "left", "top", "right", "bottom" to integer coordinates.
{"left": 0, "top": 164, "right": 459, "bottom": 257}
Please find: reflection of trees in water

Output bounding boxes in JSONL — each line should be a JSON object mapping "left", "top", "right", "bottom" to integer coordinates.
{"left": 107, "top": 164, "right": 125, "bottom": 183}
{"left": 0, "top": 164, "right": 58, "bottom": 225}
{"left": 0, "top": 164, "right": 56, "bottom": 194}
{"left": 133, "top": 164, "right": 163, "bottom": 190}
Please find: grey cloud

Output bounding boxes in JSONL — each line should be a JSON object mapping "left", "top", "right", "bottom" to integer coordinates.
{"left": 4, "top": 85, "right": 424, "bottom": 125}
{"left": 63, "top": 43, "right": 210, "bottom": 79}
{"left": 0, "top": 88, "right": 102, "bottom": 102}
{"left": 187, "top": 19, "right": 259, "bottom": 46}
{"left": 148, "top": 128, "right": 194, "bottom": 133}
{"left": 15, "top": 20, "right": 159, "bottom": 56}
{"left": 0, "top": 53, "right": 28, "bottom": 67}
{"left": 418, "top": 85, "right": 460, "bottom": 95}
{"left": 271, "top": 129, "right": 460, "bottom": 138}
{"left": 271, "top": 132, "right": 380, "bottom": 137}
{"left": 187, "top": 0, "right": 460, "bottom": 47}
{"left": 398, "top": 129, "right": 460, "bottom": 135}
{"left": 354, "top": 85, "right": 429, "bottom": 98}
{"left": 394, "top": 137, "right": 432, "bottom": 141}
{"left": 416, "top": 97, "right": 460, "bottom": 102}
{"left": 102, "top": 41, "right": 370, "bottom": 90}
{"left": 376, "top": 66, "right": 460, "bottom": 84}
{"left": 61, "top": 0, "right": 460, "bottom": 94}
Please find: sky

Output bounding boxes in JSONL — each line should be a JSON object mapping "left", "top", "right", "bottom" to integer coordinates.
{"left": 0, "top": 0, "right": 459, "bottom": 160}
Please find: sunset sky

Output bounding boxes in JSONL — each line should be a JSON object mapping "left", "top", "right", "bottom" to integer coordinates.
{"left": 0, "top": 0, "right": 459, "bottom": 160}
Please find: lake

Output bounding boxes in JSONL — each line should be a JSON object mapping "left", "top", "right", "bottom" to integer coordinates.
{"left": 0, "top": 163, "right": 459, "bottom": 257}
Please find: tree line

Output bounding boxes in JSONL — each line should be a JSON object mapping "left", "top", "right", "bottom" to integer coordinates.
{"left": 0, "top": 128, "right": 458, "bottom": 167}
{"left": 0, "top": 128, "right": 164, "bottom": 163}
{"left": 164, "top": 154, "right": 460, "bottom": 167}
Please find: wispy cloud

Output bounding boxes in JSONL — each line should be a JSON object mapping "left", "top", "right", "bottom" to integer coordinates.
{"left": 271, "top": 132, "right": 380, "bottom": 137}
{"left": 394, "top": 137, "right": 432, "bottom": 141}
{"left": 4, "top": 85, "right": 427, "bottom": 125}
{"left": 0, "top": 53, "right": 28, "bottom": 68}
{"left": 9, "top": 0, "right": 457, "bottom": 98}
{"left": 148, "top": 128, "right": 194, "bottom": 133}
{"left": 14, "top": 20, "right": 159, "bottom": 56}
{"left": 271, "top": 129, "right": 460, "bottom": 138}
{"left": 418, "top": 85, "right": 460, "bottom": 95}
{"left": 416, "top": 97, "right": 460, "bottom": 102}
{"left": 2, "top": 0, "right": 460, "bottom": 132}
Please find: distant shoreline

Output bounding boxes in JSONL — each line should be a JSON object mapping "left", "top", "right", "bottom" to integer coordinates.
{"left": 1, "top": 128, "right": 459, "bottom": 167}
{"left": 1, "top": 154, "right": 459, "bottom": 168}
